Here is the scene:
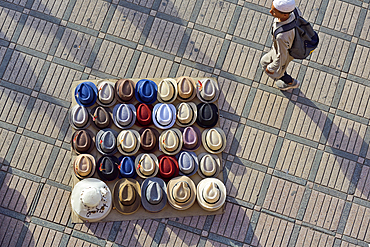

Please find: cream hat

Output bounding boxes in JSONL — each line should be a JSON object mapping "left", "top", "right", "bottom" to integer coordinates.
{"left": 159, "top": 128, "right": 183, "bottom": 155}
{"left": 135, "top": 153, "right": 159, "bottom": 178}
{"left": 196, "top": 78, "right": 219, "bottom": 103}
{"left": 176, "top": 102, "right": 197, "bottom": 127}
{"left": 97, "top": 80, "right": 116, "bottom": 107}
{"left": 73, "top": 154, "right": 96, "bottom": 179}
{"left": 201, "top": 127, "right": 226, "bottom": 154}
{"left": 197, "top": 152, "right": 221, "bottom": 178}
{"left": 71, "top": 178, "right": 112, "bottom": 222}
{"left": 117, "top": 130, "right": 140, "bottom": 155}
{"left": 167, "top": 176, "right": 196, "bottom": 210}
{"left": 157, "top": 78, "right": 177, "bottom": 103}
{"left": 196, "top": 178, "right": 226, "bottom": 212}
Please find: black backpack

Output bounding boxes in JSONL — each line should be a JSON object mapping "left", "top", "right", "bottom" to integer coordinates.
{"left": 273, "top": 8, "right": 319, "bottom": 59}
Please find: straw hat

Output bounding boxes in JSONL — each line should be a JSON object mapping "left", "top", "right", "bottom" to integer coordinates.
{"left": 118, "top": 156, "right": 137, "bottom": 178}
{"left": 96, "top": 156, "right": 119, "bottom": 181}
{"left": 115, "top": 79, "right": 135, "bottom": 103}
{"left": 95, "top": 128, "right": 118, "bottom": 155}
{"left": 196, "top": 78, "right": 219, "bottom": 103}
{"left": 197, "top": 152, "right": 221, "bottom": 178}
{"left": 117, "top": 129, "right": 140, "bottom": 155}
{"left": 159, "top": 128, "right": 183, "bottom": 155}
{"left": 196, "top": 103, "right": 219, "bottom": 128}
{"left": 196, "top": 178, "right": 226, "bottom": 212}
{"left": 157, "top": 155, "right": 179, "bottom": 181}
{"left": 135, "top": 79, "right": 158, "bottom": 104}
{"left": 176, "top": 76, "right": 196, "bottom": 101}
{"left": 176, "top": 151, "right": 198, "bottom": 176}
{"left": 113, "top": 178, "right": 141, "bottom": 215}
{"left": 201, "top": 127, "right": 226, "bottom": 154}
{"left": 71, "top": 129, "right": 95, "bottom": 154}
{"left": 73, "top": 154, "right": 96, "bottom": 179}
{"left": 74, "top": 81, "right": 98, "bottom": 107}
{"left": 113, "top": 104, "right": 136, "bottom": 129}
{"left": 167, "top": 176, "right": 196, "bottom": 210}
{"left": 96, "top": 80, "right": 117, "bottom": 107}
{"left": 181, "top": 126, "right": 201, "bottom": 151}
{"left": 135, "top": 153, "right": 159, "bottom": 179}
{"left": 176, "top": 102, "right": 197, "bottom": 127}
{"left": 139, "top": 128, "right": 159, "bottom": 152}
{"left": 157, "top": 78, "right": 178, "bottom": 104}
{"left": 136, "top": 103, "right": 153, "bottom": 126}
{"left": 141, "top": 177, "right": 167, "bottom": 212}
{"left": 90, "top": 106, "right": 112, "bottom": 129}
{"left": 69, "top": 105, "right": 91, "bottom": 130}
{"left": 71, "top": 178, "right": 112, "bottom": 222}
{"left": 152, "top": 103, "right": 176, "bottom": 129}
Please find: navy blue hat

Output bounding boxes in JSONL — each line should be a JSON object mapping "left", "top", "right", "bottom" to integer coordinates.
{"left": 75, "top": 81, "right": 98, "bottom": 107}
{"left": 135, "top": 79, "right": 158, "bottom": 104}
{"left": 118, "top": 156, "right": 137, "bottom": 178}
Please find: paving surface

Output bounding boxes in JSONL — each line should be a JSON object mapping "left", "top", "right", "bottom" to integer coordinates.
{"left": 0, "top": 0, "right": 370, "bottom": 246}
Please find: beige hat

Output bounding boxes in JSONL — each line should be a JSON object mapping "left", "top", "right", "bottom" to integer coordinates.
{"left": 159, "top": 128, "right": 183, "bottom": 155}
{"left": 157, "top": 78, "right": 178, "bottom": 104}
{"left": 97, "top": 80, "right": 116, "bottom": 107}
{"left": 117, "top": 130, "right": 141, "bottom": 155}
{"left": 113, "top": 178, "right": 141, "bottom": 215}
{"left": 176, "top": 102, "right": 197, "bottom": 127}
{"left": 135, "top": 153, "right": 159, "bottom": 178}
{"left": 167, "top": 176, "right": 196, "bottom": 210}
{"left": 197, "top": 152, "right": 221, "bottom": 178}
{"left": 201, "top": 127, "right": 226, "bottom": 154}
{"left": 196, "top": 178, "right": 226, "bottom": 212}
{"left": 73, "top": 154, "right": 96, "bottom": 179}
{"left": 176, "top": 76, "right": 197, "bottom": 101}
{"left": 196, "top": 78, "right": 219, "bottom": 103}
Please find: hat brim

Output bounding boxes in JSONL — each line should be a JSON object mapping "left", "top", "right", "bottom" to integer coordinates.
{"left": 196, "top": 103, "right": 219, "bottom": 128}
{"left": 201, "top": 127, "right": 226, "bottom": 154}
{"left": 167, "top": 176, "right": 196, "bottom": 210}
{"left": 113, "top": 178, "right": 141, "bottom": 215}
{"left": 69, "top": 105, "right": 91, "bottom": 130}
{"left": 180, "top": 126, "right": 202, "bottom": 151}
{"left": 157, "top": 78, "right": 178, "bottom": 104}
{"left": 141, "top": 177, "right": 167, "bottom": 212}
{"left": 176, "top": 151, "right": 199, "bottom": 177}
{"left": 175, "top": 102, "right": 197, "bottom": 127}
{"left": 135, "top": 153, "right": 159, "bottom": 179}
{"left": 176, "top": 76, "right": 197, "bottom": 102}
{"left": 196, "top": 78, "right": 220, "bottom": 103}
{"left": 117, "top": 130, "right": 141, "bottom": 156}
{"left": 115, "top": 79, "right": 135, "bottom": 103}
{"left": 96, "top": 80, "right": 117, "bottom": 107}
{"left": 138, "top": 127, "right": 160, "bottom": 152}
{"left": 96, "top": 156, "right": 119, "bottom": 181}
{"left": 95, "top": 128, "right": 118, "bottom": 155}
{"left": 196, "top": 178, "right": 226, "bottom": 212}
{"left": 90, "top": 106, "right": 112, "bottom": 130}
{"left": 159, "top": 128, "right": 183, "bottom": 155}
{"left": 113, "top": 104, "right": 136, "bottom": 129}
{"left": 152, "top": 103, "right": 176, "bottom": 130}
{"left": 73, "top": 154, "right": 96, "bottom": 179}
{"left": 197, "top": 152, "right": 221, "bottom": 178}
{"left": 71, "top": 129, "right": 96, "bottom": 154}
{"left": 135, "top": 79, "right": 158, "bottom": 104}
{"left": 75, "top": 81, "right": 98, "bottom": 107}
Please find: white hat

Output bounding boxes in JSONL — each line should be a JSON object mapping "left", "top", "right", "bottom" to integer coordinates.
{"left": 97, "top": 80, "right": 116, "bottom": 107}
{"left": 197, "top": 178, "right": 226, "bottom": 212}
{"left": 197, "top": 152, "right": 221, "bottom": 178}
{"left": 167, "top": 176, "right": 196, "bottom": 210}
{"left": 159, "top": 128, "right": 183, "bottom": 155}
{"left": 117, "top": 129, "right": 140, "bottom": 155}
{"left": 201, "top": 127, "right": 227, "bottom": 154}
{"left": 69, "top": 105, "right": 90, "bottom": 129}
{"left": 135, "top": 153, "right": 159, "bottom": 178}
{"left": 273, "top": 0, "right": 295, "bottom": 13}
{"left": 152, "top": 103, "right": 176, "bottom": 129}
{"left": 157, "top": 78, "right": 178, "bottom": 104}
{"left": 196, "top": 78, "right": 219, "bottom": 103}
{"left": 176, "top": 102, "right": 197, "bottom": 127}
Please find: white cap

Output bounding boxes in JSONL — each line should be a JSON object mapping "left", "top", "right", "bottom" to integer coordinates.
{"left": 273, "top": 0, "right": 295, "bottom": 13}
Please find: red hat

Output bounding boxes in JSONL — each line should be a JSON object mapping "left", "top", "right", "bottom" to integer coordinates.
{"left": 158, "top": 155, "right": 179, "bottom": 181}
{"left": 136, "top": 103, "right": 153, "bottom": 126}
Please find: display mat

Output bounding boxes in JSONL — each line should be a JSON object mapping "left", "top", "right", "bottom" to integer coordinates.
{"left": 71, "top": 78, "right": 225, "bottom": 223}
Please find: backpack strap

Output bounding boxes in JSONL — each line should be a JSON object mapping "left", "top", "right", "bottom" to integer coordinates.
{"left": 273, "top": 8, "right": 298, "bottom": 38}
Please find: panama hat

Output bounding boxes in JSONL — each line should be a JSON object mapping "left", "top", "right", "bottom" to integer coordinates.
{"left": 71, "top": 178, "right": 112, "bottom": 222}
{"left": 176, "top": 151, "right": 198, "bottom": 176}
{"left": 90, "top": 106, "right": 112, "bottom": 129}
{"left": 74, "top": 81, "right": 98, "bottom": 107}
{"left": 152, "top": 103, "right": 176, "bottom": 129}
{"left": 201, "top": 127, "right": 226, "bottom": 154}
{"left": 157, "top": 155, "right": 179, "bottom": 182}
{"left": 71, "top": 129, "right": 95, "bottom": 154}
{"left": 167, "top": 176, "right": 196, "bottom": 210}
{"left": 197, "top": 152, "right": 221, "bottom": 178}
{"left": 136, "top": 103, "right": 153, "bottom": 126}
{"left": 139, "top": 128, "right": 159, "bottom": 152}
{"left": 176, "top": 76, "right": 197, "bottom": 101}
{"left": 69, "top": 105, "right": 91, "bottom": 129}
{"left": 176, "top": 102, "right": 197, "bottom": 127}
{"left": 181, "top": 126, "right": 201, "bottom": 151}
{"left": 135, "top": 79, "right": 158, "bottom": 104}
{"left": 157, "top": 78, "right": 178, "bottom": 104}
{"left": 141, "top": 177, "right": 167, "bottom": 213}
{"left": 73, "top": 154, "right": 96, "bottom": 179}
{"left": 118, "top": 156, "right": 137, "bottom": 178}
{"left": 159, "top": 128, "right": 183, "bottom": 155}
{"left": 197, "top": 178, "right": 226, "bottom": 211}
{"left": 115, "top": 79, "right": 135, "bottom": 103}
{"left": 117, "top": 129, "right": 140, "bottom": 155}
{"left": 96, "top": 128, "right": 118, "bottom": 155}
{"left": 113, "top": 178, "right": 141, "bottom": 215}
{"left": 97, "top": 156, "right": 119, "bottom": 181}
{"left": 135, "top": 153, "right": 159, "bottom": 179}
{"left": 96, "top": 80, "right": 117, "bottom": 107}
{"left": 196, "top": 103, "right": 219, "bottom": 128}
{"left": 196, "top": 78, "right": 219, "bottom": 103}
{"left": 113, "top": 104, "right": 136, "bottom": 129}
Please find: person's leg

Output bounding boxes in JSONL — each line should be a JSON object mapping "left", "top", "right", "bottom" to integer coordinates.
{"left": 279, "top": 72, "right": 293, "bottom": 84}
{"left": 275, "top": 72, "right": 299, "bottom": 90}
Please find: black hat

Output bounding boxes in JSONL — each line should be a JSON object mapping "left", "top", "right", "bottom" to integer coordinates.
{"left": 97, "top": 156, "right": 119, "bottom": 181}
{"left": 196, "top": 103, "right": 219, "bottom": 128}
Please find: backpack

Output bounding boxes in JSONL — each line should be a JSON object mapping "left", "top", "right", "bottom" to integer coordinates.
{"left": 273, "top": 8, "right": 319, "bottom": 59}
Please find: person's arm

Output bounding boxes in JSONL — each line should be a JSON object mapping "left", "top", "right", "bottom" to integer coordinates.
{"left": 267, "top": 33, "right": 292, "bottom": 74}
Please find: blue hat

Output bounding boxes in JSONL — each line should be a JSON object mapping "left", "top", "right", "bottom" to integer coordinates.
{"left": 75, "top": 81, "right": 98, "bottom": 107}
{"left": 135, "top": 79, "right": 158, "bottom": 104}
{"left": 118, "top": 156, "right": 137, "bottom": 178}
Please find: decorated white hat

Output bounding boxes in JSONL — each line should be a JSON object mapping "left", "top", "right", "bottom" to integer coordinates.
{"left": 97, "top": 80, "right": 116, "bottom": 107}
{"left": 117, "top": 129, "right": 140, "bottom": 155}
{"left": 196, "top": 178, "right": 226, "bottom": 212}
{"left": 196, "top": 78, "right": 219, "bottom": 103}
{"left": 135, "top": 153, "right": 159, "bottom": 178}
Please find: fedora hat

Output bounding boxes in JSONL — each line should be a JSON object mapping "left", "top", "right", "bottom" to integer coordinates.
{"left": 141, "top": 177, "right": 167, "bottom": 212}
{"left": 96, "top": 128, "right": 118, "bottom": 155}
{"left": 113, "top": 104, "right": 136, "bottom": 129}
{"left": 152, "top": 103, "right": 176, "bottom": 129}
{"left": 118, "top": 156, "right": 137, "bottom": 178}
{"left": 97, "top": 156, "right": 119, "bottom": 181}
{"left": 69, "top": 105, "right": 91, "bottom": 129}
{"left": 73, "top": 154, "right": 96, "bottom": 179}
{"left": 176, "top": 102, "right": 197, "bottom": 127}
{"left": 201, "top": 127, "right": 226, "bottom": 154}
{"left": 196, "top": 103, "right": 219, "bottom": 128}
{"left": 74, "top": 81, "right": 98, "bottom": 107}
{"left": 196, "top": 78, "right": 219, "bottom": 103}
{"left": 139, "top": 128, "right": 159, "bottom": 152}
{"left": 159, "top": 128, "right": 183, "bottom": 155}
{"left": 71, "top": 129, "right": 95, "bottom": 154}
{"left": 96, "top": 80, "right": 117, "bottom": 107}
{"left": 176, "top": 76, "right": 196, "bottom": 101}
{"left": 90, "top": 106, "right": 112, "bottom": 129}
{"left": 113, "top": 178, "right": 141, "bottom": 215}
{"left": 197, "top": 178, "right": 226, "bottom": 211}
{"left": 135, "top": 153, "right": 159, "bottom": 178}
{"left": 197, "top": 152, "right": 221, "bottom": 178}
{"left": 135, "top": 79, "right": 158, "bottom": 104}
{"left": 115, "top": 79, "right": 135, "bottom": 103}
{"left": 167, "top": 176, "right": 196, "bottom": 210}
{"left": 117, "top": 130, "right": 140, "bottom": 155}
{"left": 157, "top": 78, "right": 177, "bottom": 104}
{"left": 158, "top": 155, "right": 179, "bottom": 181}
{"left": 71, "top": 178, "right": 112, "bottom": 222}
{"left": 176, "top": 151, "right": 198, "bottom": 176}
{"left": 136, "top": 103, "right": 153, "bottom": 126}
{"left": 181, "top": 126, "right": 201, "bottom": 151}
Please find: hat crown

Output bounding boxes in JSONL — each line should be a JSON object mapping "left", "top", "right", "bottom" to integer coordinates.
{"left": 74, "top": 130, "right": 91, "bottom": 152}
{"left": 200, "top": 104, "right": 214, "bottom": 121}
{"left": 173, "top": 181, "right": 191, "bottom": 203}
{"left": 120, "top": 157, "right": 135, "bottom": 175}
{"left": 78, "top": 83, "right": 94, "bottom": 104}
{"left": 158, "top": 79, "right": 174, "bottom": 101}
{"left": 203, "top": 182, "right": 221, "bottom": 204}
{"left": 160, "top": 157, "right": 175, "bottom": 177}
{"left": 119, "top": 184, "right": 136, "bottom": 206}
{"left": 179, "top": 152, "right": 194, "bottom": 174}
{"left": 81, "top": 187, "right": 101, "bottom": 207}
{"left": 120, "top": 130, "right": 137, "bottom": 152}
{"left": 76, "top": 155, "right": 92, "bottom": 176}
{"left": 178, "top": 78, "right": 194, "bottom": 99}
{"left": 100, "top": 131, "right": 115, "bottom": 153}
{"left": 93, "top": 107, "right": 109, "bottom": 128}
{"left": 140, "top": 154, "right": 155, "bottom": 175}
{"left": 177, "top": 103, "right": 193, "bottom": 124}
{"left": 141, "top": 129, "right": 155, "bottom": 150}
{"left": 206, "top": 129, "right": 223, "bottom": 150}
{"left": 137, "top": 104, "right": 151, "bottom": 125}
{"left": 100, "top": 157, "right": 115, "bottom": 174}
{"left": 146, "top": 181, "right": 163, "bottom": 205}
{"left": 98, "top": 82, "right": 114, "bottom": 104}
{"left": 163, "top": 130, "right": 178, "bottom": 152}
{"left": 157, "top": 104, "right": 173, "bottom": 126}
{"left": 201, "top": 155, "right": 216, "bottom": 176}
{"left": 183, "top": 127, "right": 198, "bottom": 149}
{"left": 72, "top": 106, "right": 88, "bottom": 127}
{"left": 117, "top": 104, "right": 133, "bottom": 126}
{"left": 200, "top": 79, "right": 216, "bottom": 101}
{"left": 139, "top": 81, "right": 155, "bottom": 102}
{"left": 118, "top": 80, "right": 134, "bottom": 101}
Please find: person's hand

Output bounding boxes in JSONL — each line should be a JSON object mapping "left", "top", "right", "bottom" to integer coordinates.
{"left": 265, "top": 68, "right": 274, "bottom": 74}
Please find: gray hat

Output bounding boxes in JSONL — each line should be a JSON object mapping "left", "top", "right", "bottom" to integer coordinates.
{"left": 69, "top": 105, "right": 91, "bottom": 129}
{"left": 96, "top": 128, "right": 118, "bottom": 155}
{"left": 141, "top": 177, "right": 167, "bottom": 212}
{"left": 113, "top": 104, "right": 136, "bottom": 129}
{"left": 176, "top": 151, "right": 198, "bottom": 176}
